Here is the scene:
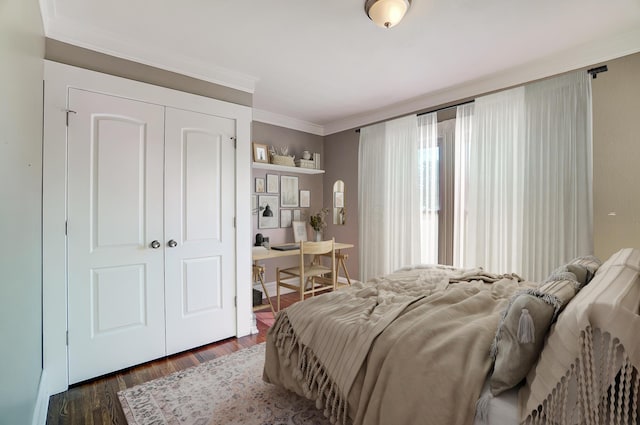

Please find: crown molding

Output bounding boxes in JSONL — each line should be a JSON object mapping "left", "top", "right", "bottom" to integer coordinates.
{"left": 44, "top": 16, "right": 258, "bottom": 93}
{"left": 253, "top": 108, "right": 325, "bottom": 136}
{"left": 323, "top": 26, "right": 640, "bottom": 135}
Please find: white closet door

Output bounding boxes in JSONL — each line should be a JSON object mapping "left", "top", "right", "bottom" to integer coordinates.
{"left": 164, "top": 107, "right": 237, "bottom": 355}
{"left": 67, "top": 89, "right": 166, "bottom": 383}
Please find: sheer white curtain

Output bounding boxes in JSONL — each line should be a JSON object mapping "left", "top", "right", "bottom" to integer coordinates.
{"left": 455, "top": 71, "right": 592, "bottom": 280}
{"left": 359, "top": 115, "right": 422, "bottom": 282}
{"left": 520, "top": 72, "right": 593, "bottom": 279}
{"left": 463, "top": 87, "right": 527, "bottom": 275}
{"left": 418, "top": 112, "right": 439, "bottom": 264}
{"left": 437, "top": 118, "right": 457, "bottom": 264}
{"left": 452, "top": 104, "right": 474, "bottom": 268}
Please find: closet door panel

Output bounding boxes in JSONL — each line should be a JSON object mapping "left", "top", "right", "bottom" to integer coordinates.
{"left": 67, "top": 89, "right": 166, "bottom": 384}
{"left": 164, "top": 107, "right": 237, "bottom": 355}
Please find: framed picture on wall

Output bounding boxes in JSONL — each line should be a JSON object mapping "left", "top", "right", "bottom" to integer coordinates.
{"left": 292, "top": 221, "right": 308, "bottom": 242}
{"left": 280, "top": 209, "right": 292, "bottom": 228}
{"left": 253, "top": 143, "right": 269, "bottom": 163}
{"left": 299, "top": 190, "right": 310, "bottom": 208}
{"left": 280, "top": 175, "right": 299, "bottom": 207}
{"left": 266, "top": 174, "right": 279, "bottom": 193}
{"left": 293, "top": 209, "right": 301, "bottom": 221}
{"left": 255, "top": 177, "right": 265, "bottom": 193}
{"left": 258, "top": 195, "right": 279, "bottom": 229}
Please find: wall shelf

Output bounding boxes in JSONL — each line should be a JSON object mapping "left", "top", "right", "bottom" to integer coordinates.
{"left": 252, "top": 162, "right": 325, "bottom": 174}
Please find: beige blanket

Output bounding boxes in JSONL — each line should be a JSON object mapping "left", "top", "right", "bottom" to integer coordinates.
{"left": 264, "top": 266, "right": 532, "bottom": 425}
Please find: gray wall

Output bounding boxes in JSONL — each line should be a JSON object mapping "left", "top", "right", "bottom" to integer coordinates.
{"left": 0, "top": 0, "right": 45, "bottom": 423}
{"left": 592, "top": 52, "right": 640, "bottom": 260}
{"left": 251, "top": 122, "right": 324, "bottom": 282}
{"left": 323, "top": 130, "right": 360, "bottom": 280}
{"left": 45, "top": 39, "right": 252, "bottom": 108}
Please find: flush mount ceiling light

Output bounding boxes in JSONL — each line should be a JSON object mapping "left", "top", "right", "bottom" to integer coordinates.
{"left": 364, "top": 0, "right": 411, "bottom": 29}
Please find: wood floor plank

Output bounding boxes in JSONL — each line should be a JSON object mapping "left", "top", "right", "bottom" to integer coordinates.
{"left": 46, "top": 293, "right": 299, "bottom": 425}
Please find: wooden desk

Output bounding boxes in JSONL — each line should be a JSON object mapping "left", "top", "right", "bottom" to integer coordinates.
{"left": 251, "top": 242, "right": 354, "bottom": 307}
{"left": 252, "top": 242, "right": 354, "bottom": 261}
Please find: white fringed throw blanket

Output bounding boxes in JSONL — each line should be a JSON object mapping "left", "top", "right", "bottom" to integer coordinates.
{"left": 265, "top": 266, "right": 529, "bottom": 425}
{"left": 520, "top": 248, "right": 640, "bottom": 424}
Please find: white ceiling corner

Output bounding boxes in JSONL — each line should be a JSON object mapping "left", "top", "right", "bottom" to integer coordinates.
{"left": 253, "top": 109, "right": 325, "bottom": 136}
{"left": 41, "top": 0, "right": 640, "bottom": 136}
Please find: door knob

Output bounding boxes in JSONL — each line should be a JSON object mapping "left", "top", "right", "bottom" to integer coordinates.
{"left": 168, "top": 239, "right": 178, "bottom": 248}
{"left": 150, "top": 240, "right": 161, "bottom": 249}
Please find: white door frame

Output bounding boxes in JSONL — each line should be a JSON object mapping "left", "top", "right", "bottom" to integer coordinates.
{"left": 42, "top": 60, "right": 252, "bottom": 395}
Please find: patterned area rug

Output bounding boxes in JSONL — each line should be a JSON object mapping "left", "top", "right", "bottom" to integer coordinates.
{"left": 117, "top": 343, "right": 330, "bottom": 425}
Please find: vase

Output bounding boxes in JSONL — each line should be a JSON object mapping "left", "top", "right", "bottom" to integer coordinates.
{"left": 315, "top": 230, "right": 322, "bottom": 242}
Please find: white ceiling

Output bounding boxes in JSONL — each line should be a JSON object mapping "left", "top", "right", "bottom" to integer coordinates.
{"left": 40, "top": 0, "right": 640, "bottom": 135}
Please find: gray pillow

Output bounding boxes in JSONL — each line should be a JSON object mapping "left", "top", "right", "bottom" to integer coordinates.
{"left": 567, "top": 255, "right": 601, "bottom": 279}
{"left": 489, "top": 279, "right": 577, "bottom": 395}
{"left": 489, "top": 293, "right": 555, "bottom": 395}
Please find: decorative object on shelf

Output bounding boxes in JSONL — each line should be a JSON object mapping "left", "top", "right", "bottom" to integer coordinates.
{"left": 280, "top": 175, "right": 299, "bottom": 207}
{"left": 295, "top": 159, "right": 315, "bottom": 169}
{"left": 266, "top": 174, "right": 279, "bottom": 193}
{"left": 255, "top": 177, "right": 265, "bottom": 193}
{"left": 257, "top": 195, "right": 279, "bottom": 229}
{"left": 270, "top": 145, "right": 295, "bottom": 167}
{"left": 253, "top": 143, "right": 269, "bottom": 163}
{"left": 292, "top": 221, "right": 308, "bottom": 242}
{"left": 364, "top": 0, "right": 411, "bottom": 29}
{"left": 310, "top": 208, "right": 329, "bottom": 241}
{"left": 302, "top": 150, "right": 312, "bottom": 160}
{"left": 299, "top": 190, "right": 310, "bottom": 208}
{"left": 313, "top": 152, "right": 321, "bottom": 169}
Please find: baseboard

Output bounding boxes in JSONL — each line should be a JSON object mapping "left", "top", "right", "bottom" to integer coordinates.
{"left": 32, "top": 370, "right": 49, "bottom": 425}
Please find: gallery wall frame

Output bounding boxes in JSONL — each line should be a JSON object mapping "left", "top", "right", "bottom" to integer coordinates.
{"left": 255, "top": 177, "right": 265, "bottom": 193}
{"left": 280, "top": 209, "right": 292, "bottom": 228}
{"left": 299, "top": 190, "right": 310, "bottom": 208}
{"left": 266, "top": 174, "right": 279, "bottom": 193}
{"left": 280, "top": 175, "right": 299, "bottom": 207}
{"left": 258, "top": 195, "right": 279, "bottom": 229}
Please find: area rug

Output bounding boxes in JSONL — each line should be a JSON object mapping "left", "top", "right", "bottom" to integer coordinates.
{"left": 117, "top": 343, "right": 330, "bottom": 425}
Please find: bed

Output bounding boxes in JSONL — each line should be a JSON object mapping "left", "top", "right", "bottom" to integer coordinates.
{"left": 263, "top": 248, "right": 640, "bottom": 425}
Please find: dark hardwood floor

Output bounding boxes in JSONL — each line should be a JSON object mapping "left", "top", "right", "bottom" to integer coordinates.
{"left": 46, "top": 293, "right": 299, "bottom": 425}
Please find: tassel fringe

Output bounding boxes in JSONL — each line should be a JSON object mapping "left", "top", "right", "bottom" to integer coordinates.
{"left": 524, "top": 327, "right": 640, "bottom": 425}
{"left": 475, "top": 393, "right": 492, "bottom": 424}
{"left": 272, "top": 312, "right": 350, "bottom": 425}
{"left": 518, "top": 308, "right": 535, "bottom": 343}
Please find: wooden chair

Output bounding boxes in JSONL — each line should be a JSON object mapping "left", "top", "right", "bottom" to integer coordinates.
{"left": 276, "top": 238, "right": 336, "bottom": 311}
{"left": 252, "top": 264, "right": 275, "bottom": 315}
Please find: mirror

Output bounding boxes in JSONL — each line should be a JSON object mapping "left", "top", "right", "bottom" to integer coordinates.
{"left": 333, "top": 180, "right": 345, "bottom": 225}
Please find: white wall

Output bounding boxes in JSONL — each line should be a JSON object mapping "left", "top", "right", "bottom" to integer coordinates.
{"left": 0, "top": 0, "right": 45, "bottom": 423}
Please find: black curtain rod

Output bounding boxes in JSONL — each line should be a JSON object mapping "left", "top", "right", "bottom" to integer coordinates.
{"left": 355, "top": 99, "right": 475, "bottom": 133}
{"left": 416, "top": 99, "right": 475, "bottom": 117}
{"left": 587, "top": 65, "right": 608, "bottom": 79}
